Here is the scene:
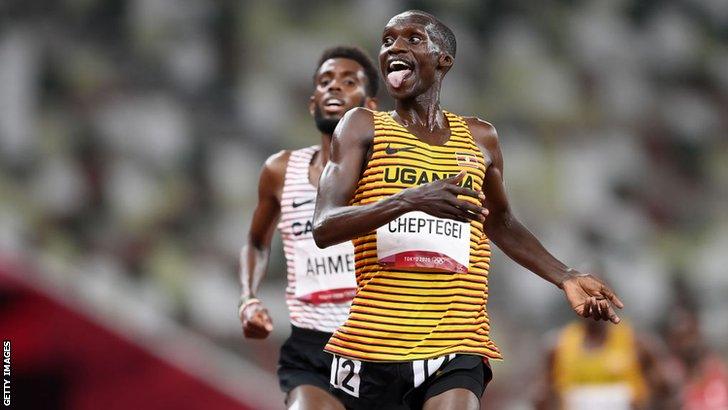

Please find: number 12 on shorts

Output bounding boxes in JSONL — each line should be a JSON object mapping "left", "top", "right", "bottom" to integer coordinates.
{"left": 330, "top": 355, "right": 361, "bottom": 397}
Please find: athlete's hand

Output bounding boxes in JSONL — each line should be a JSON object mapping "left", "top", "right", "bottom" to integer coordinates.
{"left": 240, "top": 301, "right": 274, "bottom": 339}
{"left": 562, "top": 273, "right": 624, "bottom": 324}
{"left": 397, "top": 171, "right": 488, "bottom": 223}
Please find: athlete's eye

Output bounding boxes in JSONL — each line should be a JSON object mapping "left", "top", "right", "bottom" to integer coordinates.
{"left": 409, "top": 36, "right": 422, "bottom": 44}
{"left": 344, "top": 79, "right": 356, "bottom": 86}
{"left": 320, "top": 79, "right": 331, "bottom": 87}
{"left": 383, "top": 36, "right": 394, "bottom": 46}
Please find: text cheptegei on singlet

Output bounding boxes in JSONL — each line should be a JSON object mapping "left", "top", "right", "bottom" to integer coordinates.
{"left": 376, "top": 211, "right": 470, "bottom": 273}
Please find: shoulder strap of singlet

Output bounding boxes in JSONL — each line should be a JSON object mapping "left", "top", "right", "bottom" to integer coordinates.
{"left": 283, "top": 145, "right": 319, "bottom": 186}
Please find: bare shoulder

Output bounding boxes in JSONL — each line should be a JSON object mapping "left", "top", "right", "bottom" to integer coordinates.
{"left": 345, "top": 106, "right": 377, "bottom": 123}
{"left": 334, "top": 107, "right": 376, "bottom": 145}
{"left": 259, "top": 149, "right": 291, "bottom": 196}
{"left": 462, "top": 116, "right": 499, "bottom": 150}
{"left": 262, "top": 149, "right": 291, "bottom": 178}
{"left": 462, "top": 116, "right": 502, "bottom": 171}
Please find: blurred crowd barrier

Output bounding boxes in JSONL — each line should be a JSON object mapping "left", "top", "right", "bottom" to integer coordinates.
{"left": 1, "top": 1, "right": 726, "bottom": 408}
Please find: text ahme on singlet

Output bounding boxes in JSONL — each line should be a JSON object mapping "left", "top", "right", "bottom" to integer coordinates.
{"left": 294, "top": 238, "right": 356, "bottom": 304}
{"left": 304, "top": 252, "right": 355, "bottom": 277}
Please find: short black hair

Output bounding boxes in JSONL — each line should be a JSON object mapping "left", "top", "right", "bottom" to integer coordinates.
{"left": 314, "top": 46, "right": 379, "bottom": 97}
{"left": 397, "top": 10, "right": 456, "bottom": 58}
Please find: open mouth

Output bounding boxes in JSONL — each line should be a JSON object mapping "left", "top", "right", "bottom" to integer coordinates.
{"left": 323, "top": 97, "right": 345, "bottom": 110}
{"left": 387, "top": 58, "right": 413, "bottom": 89}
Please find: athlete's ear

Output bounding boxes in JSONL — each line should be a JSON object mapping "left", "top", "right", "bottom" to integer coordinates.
{"left": 438, "top": 52, "right": 453, "bottom": 73}
{"left": 365, "top": 97, "right": 378, "bottom": 110}
{"left": 308, "top": 95, "right": 316, "bottom": 117}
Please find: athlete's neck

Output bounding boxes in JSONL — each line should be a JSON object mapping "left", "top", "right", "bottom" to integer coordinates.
{"left": 393, "top": 83, "right": 446, "bottom": 132}
{"left": 308, "top": 133, "right": 332, "bottom": 187}
{"left": 317, "top": 133, "right": 332, "bottom": 165}
{"left": 584, "top": 323, "right": 608, "bottom": 349}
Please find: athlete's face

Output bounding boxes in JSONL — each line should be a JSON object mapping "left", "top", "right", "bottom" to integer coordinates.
{"left": 309, "top": 58, "right": 375, "bottom": 134}
{"left": 380, "top": 15, "right": 452, "bottom": 99}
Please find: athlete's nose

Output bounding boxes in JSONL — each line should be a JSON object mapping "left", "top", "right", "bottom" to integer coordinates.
{"left": 327, "top": 78, "right": 343, "bottom": 92}
{"left": 388, "top": 36, "right": 408, "bottom": 54}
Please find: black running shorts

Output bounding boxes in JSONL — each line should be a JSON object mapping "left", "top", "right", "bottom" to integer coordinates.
{"left": 328, "top": 353, "right": 492, "bottom": 409}
{"left": 277, "top": 325, "right": 334, "bottom": 394}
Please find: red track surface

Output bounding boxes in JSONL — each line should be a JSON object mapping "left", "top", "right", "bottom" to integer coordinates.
{"left": 0, "top": 264, "right": 254, "bottom": 410}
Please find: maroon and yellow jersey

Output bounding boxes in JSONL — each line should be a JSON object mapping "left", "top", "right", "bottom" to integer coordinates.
{"left": 324, "top": 110, "right": 502, "bottom": 362}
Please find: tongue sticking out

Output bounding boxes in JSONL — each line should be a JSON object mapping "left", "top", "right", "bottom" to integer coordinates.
{"left": 387, "top": 69, "right": 411, "bottom": 88}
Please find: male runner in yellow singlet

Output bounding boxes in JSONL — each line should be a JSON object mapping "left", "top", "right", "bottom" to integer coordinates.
{"left": 534, "top": 319, "right": 666, "bottom": 409}
{"left": 312, "top": 11, "right": 624, "bottom": 410}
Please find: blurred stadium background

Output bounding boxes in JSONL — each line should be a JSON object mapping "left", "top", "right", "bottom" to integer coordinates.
{"left": 1, "top": 0, "right": 726, "bottom": 409}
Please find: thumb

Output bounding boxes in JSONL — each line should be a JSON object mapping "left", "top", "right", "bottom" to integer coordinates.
{"left": 445, "top": 170, "right": 466, "bottom": 184}
{"left": 601, "top": 285, "right": 625, "bottom": 309}
{"left": 263, "top": 312, "right": 273, "bottom": 331}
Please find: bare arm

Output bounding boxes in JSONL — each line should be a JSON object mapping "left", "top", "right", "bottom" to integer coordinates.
{"left": 238, "top": 150, "right": 288, "bottom": 338}
{"left": 312, "top": 108, "right": 405, "bottom": 247}
{"left": 467, "top": 118, "right": 624, "bottom": 322}
{"left": 470, "top": 119, "right": 571, "bottom": 286}
{"left": 313, "top": 108, "right": 487, "bottom": 248}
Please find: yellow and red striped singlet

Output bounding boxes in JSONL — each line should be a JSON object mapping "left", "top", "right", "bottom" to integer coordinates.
{"left": 324, "top": 110, "right": 502, "bottom": 362}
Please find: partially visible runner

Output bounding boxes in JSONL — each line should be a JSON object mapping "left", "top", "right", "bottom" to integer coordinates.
{"left": 313, "top": 11, "right": 624, "bottom": 409}
{"left": 534, "top": 319, "right": 668, "bottom": 410}
{"left": 238, "top": 46, "right": 378, "bottom": 410}
{"left": 663, "top": 308, "right": 728, "bottom": 410}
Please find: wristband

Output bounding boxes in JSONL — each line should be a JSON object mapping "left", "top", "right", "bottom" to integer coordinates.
{"left": 238, "top": 297, "right": 261, "bottom": 315}
{"left": 557, "top": 268, "right": 579, "bottom": 288}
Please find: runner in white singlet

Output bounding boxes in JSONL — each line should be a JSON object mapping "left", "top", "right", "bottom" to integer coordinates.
{"left": 278, "top": 145, "right": 355, "bottom": 332}
{"left": 238, "top": 46, "right": 378, "bottom": 410}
